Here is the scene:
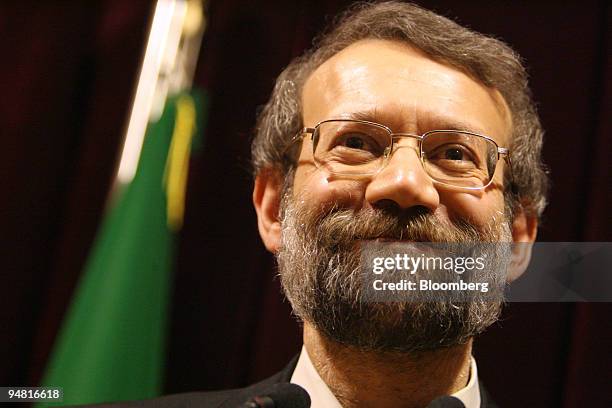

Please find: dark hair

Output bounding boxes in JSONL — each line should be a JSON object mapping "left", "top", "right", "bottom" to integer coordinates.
{"left": 251, "top": 1, "right": 548, "bottom": 218}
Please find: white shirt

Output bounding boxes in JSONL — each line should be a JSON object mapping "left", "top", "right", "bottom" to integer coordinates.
{"left": 291, "top": 345, "right": 481, "bottom": 408}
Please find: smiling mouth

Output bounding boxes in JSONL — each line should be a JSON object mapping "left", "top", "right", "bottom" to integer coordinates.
{"left": 358, "top": 236, "right": 426, "bottom": 243}
{"left": 373, "top": 237, "right": 415, "bottom": 242}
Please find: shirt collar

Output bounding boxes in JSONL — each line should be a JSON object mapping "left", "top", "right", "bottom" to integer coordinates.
{"left": 290, "top": 345, "right": 481, "bottom": 408}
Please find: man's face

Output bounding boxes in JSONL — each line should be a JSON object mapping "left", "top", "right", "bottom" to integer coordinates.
{"left": 256, "top": 39, "right": 530, "bottom": 352}
{"left": 295, "top": 39, "right": 512, "bottom": 226}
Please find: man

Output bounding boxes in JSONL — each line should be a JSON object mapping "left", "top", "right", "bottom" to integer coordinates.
{"left": 249, "top": 2, "right": 546, "bottom": 407}
{"left": 90, "top": 2, "right": 548, "bottom": 407}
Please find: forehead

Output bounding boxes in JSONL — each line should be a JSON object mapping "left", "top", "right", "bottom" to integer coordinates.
{"left": 302, "top": 39, "right": 511, "bottom": 144}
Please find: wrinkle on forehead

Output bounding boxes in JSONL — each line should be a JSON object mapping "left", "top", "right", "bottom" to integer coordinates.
{"left": 302, "top": 39, "right": 512, "bottom": 144}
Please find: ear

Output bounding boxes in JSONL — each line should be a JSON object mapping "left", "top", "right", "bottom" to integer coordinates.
{"left": 253, "top": 168, "right": 283, "bottom": 253}
{"left": 507, "top": 206, "right": 538, "bottom": 282}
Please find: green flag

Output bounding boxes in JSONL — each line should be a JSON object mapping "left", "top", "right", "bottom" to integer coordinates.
{"left": 38, "top": 91, "right": 202, "bottom": 406}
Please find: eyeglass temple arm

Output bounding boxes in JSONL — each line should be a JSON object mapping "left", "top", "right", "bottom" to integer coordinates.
{"left": 282, "top": 127, "right": 316, "bottom": 157}
{"left": 499, "top": 147, "right": 518, "bottom": 195}
{"left": 300, "top": 127, "right": 316, "bottom": 138}
{"left": 289, "top": 127, "right": 314, "bottom": 143}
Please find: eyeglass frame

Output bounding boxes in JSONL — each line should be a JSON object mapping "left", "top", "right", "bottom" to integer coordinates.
{"left": 287, "top": 118, "right": 514, "bottom": 191}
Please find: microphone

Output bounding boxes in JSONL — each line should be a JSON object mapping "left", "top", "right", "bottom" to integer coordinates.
{"left": 239, "top": 383, "right": 311, "bottom": 408}
{"left": 426, "top": 396, "right": 466, "bottom": 408}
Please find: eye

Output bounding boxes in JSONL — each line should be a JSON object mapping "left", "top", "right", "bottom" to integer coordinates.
{"left": 426, "top": 143, "right": 479, "bottom": 166}
{"left": 343, "top": 134, "right": 367, "bottom": 149}
{"left": 335, "top": 132, "right": 384, "bottom": 154}
{"left": 429, "top": 144, "right": 475, "bottom": 162}
{"left": 443, "top": 147, "right": 464, "bottom": 161}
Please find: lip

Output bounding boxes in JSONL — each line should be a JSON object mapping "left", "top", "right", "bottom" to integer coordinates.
{"left": 360, "top": 239, "right": 442, "bottom": 256}
{"left": 367, "top": 238, "right": 419, "bottom": 243}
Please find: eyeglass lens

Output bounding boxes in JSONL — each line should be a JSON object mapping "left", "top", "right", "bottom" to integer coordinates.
{"left": 312, "top": 120, "right": 499, "bottom": 188}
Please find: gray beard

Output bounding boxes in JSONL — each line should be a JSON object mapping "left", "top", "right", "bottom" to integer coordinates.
{"left": 277, "top": 190, "right": 513, "bottom": 354}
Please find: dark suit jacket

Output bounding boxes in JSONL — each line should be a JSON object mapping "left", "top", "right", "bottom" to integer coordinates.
{"left": 78, "top": 355, "right": 498, "bottom": 407}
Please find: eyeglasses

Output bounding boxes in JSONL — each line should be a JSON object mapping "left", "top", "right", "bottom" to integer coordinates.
{"left": 291, "top": 119, "right": 511, "bottom": 190}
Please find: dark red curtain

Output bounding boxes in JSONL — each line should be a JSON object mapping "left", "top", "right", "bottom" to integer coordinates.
{"left": 1, "top": 1, "right": 610, "bottom": 407}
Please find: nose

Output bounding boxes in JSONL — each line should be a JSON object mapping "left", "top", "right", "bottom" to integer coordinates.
{"left": 365, "top": 144, "right": 440, "bottom": 212}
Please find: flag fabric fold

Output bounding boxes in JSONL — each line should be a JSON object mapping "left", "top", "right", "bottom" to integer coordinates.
{"left": 38, "top": 91, "right": 201, "bottom": 407}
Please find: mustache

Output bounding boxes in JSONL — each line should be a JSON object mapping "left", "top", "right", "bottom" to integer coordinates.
{"left": 290, "top": 202, "right": 488, "bottom": 249}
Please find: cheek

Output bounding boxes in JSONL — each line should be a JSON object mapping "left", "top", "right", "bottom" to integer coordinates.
{"left": 292, "top": 165, "right": 367, "bottom": 210}
{"left": 440, "top": 189, "right": 506, "bottom": 227}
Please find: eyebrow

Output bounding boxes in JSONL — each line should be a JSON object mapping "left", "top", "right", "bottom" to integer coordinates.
{"left": 339, "top": 110, "right": 390, "bottom": 125}
{"left": 337, "top": 109, "right": 490, "bottom": 137}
